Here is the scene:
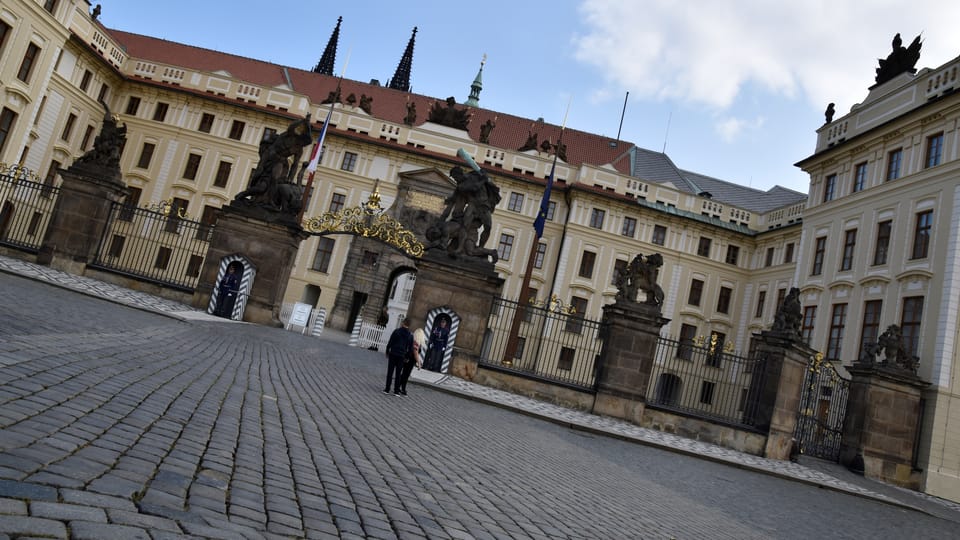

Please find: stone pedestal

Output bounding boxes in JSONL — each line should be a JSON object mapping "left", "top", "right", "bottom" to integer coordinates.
{"left": 37, "top": 164, "right": 128, "bottom": 274}
{"left": 592, "top": 301, "right": 669, "bottom": 425}
{"left": 840, "top": 364, "right": 929, "bottom": 490}
{"left": 749, "top": 331, "right": 816, "bottom": 460}
{"left": 191, "top": 205, "right": 307, "bottom": 326}
{"left": 406, "top": 254, "right": 503, "bottom": 379}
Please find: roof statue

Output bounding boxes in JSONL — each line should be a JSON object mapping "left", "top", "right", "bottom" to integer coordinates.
{"left": 427, "top": 97, "right": 470, "bottom": 130}
{"left": 404, "top": 101, "right": 417, "bottom": 125}
{"left": 518, "top": 131, "right": 538, "bottom": 152}
{"left": 874, "top": 33, "right": 922, "bottom": 86}
{"left": 387, "top": 27, "right": 417, "bottom": 92}
{"left": 479, "top": 118, "right": 495, "bottom": 144}
{"left": 313, "top": 16, "right": 342, "bottom": 75}
{"left": 824, "top": 102, "right": 835, "bottom": 124}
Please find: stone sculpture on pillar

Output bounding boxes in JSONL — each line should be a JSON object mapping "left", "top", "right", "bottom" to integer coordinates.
{"left": 614, "top": 253, "right": 664, "bottom": 309}
{"left": 856, "top": 324, "right": 919, "bottom": 374}
{"left": 770, "top": 287, "right": 802, "bottom": 340}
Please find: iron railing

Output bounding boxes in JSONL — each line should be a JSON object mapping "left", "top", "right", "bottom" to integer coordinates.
{"left": 0, "top": 166, "right": 60, "bottom": 252}
{"left": 794, "top": 356, "right": 850, "bottom": 461}
{"left": 648, "top": 336, "right": 768, "bottom": 429}
{"left": 90, "top": 201, "right": 213, "bottom": 291}
{"left": 479, "top": 297, "right": 606, "bottom": 392}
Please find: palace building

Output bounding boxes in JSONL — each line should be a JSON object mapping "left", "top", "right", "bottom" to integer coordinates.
{"left": 2, "top": 1, "right": 958, "bottom": 502}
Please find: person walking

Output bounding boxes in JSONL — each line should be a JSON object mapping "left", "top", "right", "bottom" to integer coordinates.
{"left": 384, "top": 317, "right": 414, "bottom": 396}
{"left": 399, "top": 328, "right": 426, "bottom": 396}
{"left": 426, "top": 318, "right": 450, "bottom": 372}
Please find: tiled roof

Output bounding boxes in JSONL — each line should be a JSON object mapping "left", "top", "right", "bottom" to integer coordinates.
{"left": 630, "top": 147, "right": 695, "bottom": 189}
{"left": 679, "top": 170, "right": 807, "bottom": 213}
{"left": 107, "top": 29, "right": 633, "bottom": 173}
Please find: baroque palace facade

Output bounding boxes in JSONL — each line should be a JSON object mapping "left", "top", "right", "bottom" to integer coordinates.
{"left": 2, "top": 1, "right": 958, "bottom": 501}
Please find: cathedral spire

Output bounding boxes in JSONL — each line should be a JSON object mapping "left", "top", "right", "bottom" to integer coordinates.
{"left": 464, "top": 54, "right": 486, "bottom": 107}
{"left": 313, "top": 16, "right": 342, "bottom": 75}
{"left": 387, "top": 27, "right": 417, "bottom": 92}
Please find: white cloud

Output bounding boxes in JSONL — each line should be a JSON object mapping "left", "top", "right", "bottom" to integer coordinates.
{"left": 714, "top": 115, "right": 765, "bottom": 143}
{"left": 573, "top": 0, "right": 960, "bottom": 115}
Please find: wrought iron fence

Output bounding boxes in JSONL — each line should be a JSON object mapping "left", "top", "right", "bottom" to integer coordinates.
{"left": 479, "top": 297, "right": 606, "bottom": 392}
{"left": 0, "top": 165, "right": 60, "bottom": 252}
{"left": 90, "top": 201, "right": 213, "bottom": 291}
{"left": 648, "top": 335, "right": 768, "bottom": 429}
{"left": 793, "top": 354, "right": 850, "bottom": 461}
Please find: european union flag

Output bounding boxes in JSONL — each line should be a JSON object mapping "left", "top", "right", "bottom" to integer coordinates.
{"left": 533, "top": 160, "right": 555, "bottom": 238}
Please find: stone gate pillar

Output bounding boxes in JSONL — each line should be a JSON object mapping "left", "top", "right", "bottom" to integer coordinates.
{"left": 840, "top": 364, "right": 929, "bottom": 489}
{"left": 747, "top": 331, "right": 817, "bottom": 460}
{"left": 192, "top": 204, "right": 307, "bottom": 327}
{"left": 592, "top": 301, "right": 669, "bottom": 425}
{"left": 406, "top": 253, "right": 503, "bottom": 379}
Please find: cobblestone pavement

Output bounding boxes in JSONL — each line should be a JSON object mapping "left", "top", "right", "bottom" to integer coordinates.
{"left": 1, "top": 254, "right": 959, "bottom": 538}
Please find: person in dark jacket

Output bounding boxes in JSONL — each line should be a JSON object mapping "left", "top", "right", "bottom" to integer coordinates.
{"left": 426, "top": 318, "right": 450, "bottom": 372}
{"left": 214, "top": 265, "right": 240, "bottom": 318}
{"left": 384, "top": 317, "right": 414, "bottom": 396}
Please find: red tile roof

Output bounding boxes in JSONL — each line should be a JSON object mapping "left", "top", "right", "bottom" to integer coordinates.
{"left": 107, "top": 29, "right": 634, "bottom": 174}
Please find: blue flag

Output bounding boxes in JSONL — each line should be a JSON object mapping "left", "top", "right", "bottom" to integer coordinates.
{"left": 533, "top": 158, "right": 556, "bottom": 238}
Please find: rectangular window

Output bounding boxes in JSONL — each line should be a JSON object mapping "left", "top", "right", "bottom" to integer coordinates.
{"left": 925, "top": 132, "right": 944, "bottom": 168}
{"left": 775, "top": 288, "right": 787, "bottom": 313}
{"left": 755, "top": 290, "right": 767, "bottom": 318}
{"left": 214, "top": 161, "right": 232, "bottom": 188}
{"left": 911, "top": 210, "right": 933, "bottom": 260}
{"left": 853, "top": 162, "right": 867, "bottom": 192}
{"left": 886, "top": 148, "right": 902, "bottom": 181}
{"left": 784, "top": 242, "right": 795, "bottom": 263}
{"left": 901, "top": 296, "right": 924, "bottom": 359}
{"left": 341, "top": 151, "right": 358, "bottom": 172}
{"left": 80, "top": 125, "right": 95, "bottom": 151}
{"left": 716, "top": 286, "right": 732, "bottom": 314}
{"left": 153, "top": 102, "right": 169, "bottom": 122}
{"left": 0, "top": 108, "right": 17, "bottom": 155}
{"left": 840, "top": 229, "right": 857, "bottom": 271}
{"left": 228, "top": 120, "right": 245, "bottom": 140}
{"left": 514, "top": 337, "right": 526, "bottom": 359}
{"left": 41, "top": 160, "right": 59, "bottom": 198}
{"left": 18, "top": 43, "right": 41, "bottom": 83}
{"left": 589, "top": 209, "right": 605, "bottom": 229}
{"left": 119, "top": 186, "right": 142, "bottom": 221}
{"left": 329, "top": 193, "right": 346, "bottom": 212}
{"left": 688, "top": 278, "right": 704, "bottom": 307}
{"left": 507, "top": 192, "right": 524, "bottom": 212}
{"left": 811, "top": 236, "right": 826, "bottom": 275}
{"left": 60, "top": 113, "right": 77, "bottom": 142}
{"left": 185, "top": 255, "right": 204, "bottom": 278}
{"left": 823, "top": 173, "right": 837, "bottom": 202}
{"left": 533, "top": 242, "right": 546, "bottom": 269}
{"left": 154, "top": 246, "right": 172, "bottom": 270}
{"left": 765, "top": 247, "right": 775, "bottom": 267}
{"left": 198, "top": 113, "right": 215, "bottom": 133}
{"left": 312, "top": 237, "right": 335, "bottom": 272}
{"left": 873, "top": 220, "right": 891, "bottom": 265}
{"left": 652, "top": 225, "right": 667, "bottom": 246}
{"left": 0, "top": 22, "right": 9, "bottom": 57}
{"left": 497, "top": 234, "right": 514, "bottom": 261}
{"left": 578, "top": 250, "right": 596, "bottom": 279}
{"left": 558, "top": 347, "right": 575, "bottom": 370}
{"left": 565, "top": 296, "right": 588, "bottom": 334}
{"left": 621, "top": 216, "right": 637, "bottom": 238}
{"left": 26, "top": 211, "right": 43, "bottom": 236}
{"left": 725, "top": 245, "right": 739, "bottom": 266}
{"left": 80, "top": 69, "right": 92, "bottom": 91}
{"left": 125, "top": 96, "right": 141, "bottom": 116}
{"left": 546, "top": 201, "right": 556, "bottom": 221}
{"left": 826, "top": 303, "right": 848, "bottom": 362}
{"left": 197, "top": 205, "right": 218, "bottom": 241}
{"left": 107, "top": 234, "right": 126, "bottom": 258}
{"left": 164, "top": 198, "right": 188, "bottom": 233}
{"left": 44, "top": 0, "right": 58, "bottom": 13}
{"left": 137, "top": 143, "right": 155, "bottom": 169}
{"left": 861, "top": 300, "right": 882, "bottom": 352}
{"left": 801, "top": 306, "right": 817, "bottom": 345}
{"left": 699, "top": 381, "right": 716, "bottom": 405}
{"left": 678, "top": 323, "right": 697, "bottom": 361}
{"left": 97, "top": 83, "right": 109, "bottom": 103}
{"left": 697, "top": 237, "right": 712, "bottom": 257}
{"left": 182, "top": 153, "right": 201, "bottom": 180}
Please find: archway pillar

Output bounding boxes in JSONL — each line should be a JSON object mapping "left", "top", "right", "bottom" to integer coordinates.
{"left": 406, "top": 254, "right": 503, "bottom": 379}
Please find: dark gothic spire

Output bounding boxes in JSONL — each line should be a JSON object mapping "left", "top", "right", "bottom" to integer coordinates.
{"left": 464, "top": 54, "right": 486, "bottom": 107}
{"left": 313, "top": 16, "right": 342, "bottom": 75}
{"left": 387, "top": 27, "right": 417, "bottom": 92}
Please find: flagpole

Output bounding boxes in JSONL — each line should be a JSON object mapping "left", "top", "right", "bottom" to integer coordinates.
{"left": 502, "top": 99, "right": 571, "bottom": 366}
{"left": 298, "top": 49, "right": 351, "bottom": 224}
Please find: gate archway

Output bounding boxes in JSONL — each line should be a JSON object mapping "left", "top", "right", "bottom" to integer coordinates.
{"left": 794, "top": 353, "right": 850, "bottom": 461}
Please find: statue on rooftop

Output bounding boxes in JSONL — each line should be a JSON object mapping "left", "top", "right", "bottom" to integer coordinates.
{"left": 518, "top": 131, "right": 538, "bottom": 152}
{"left": 404, "top": 101, "right": 417, "bottom": 125}
{"left": 824, "top": 103, "right": 835, "bottom": 124}
{"left": 875, "top": 33, "right": 922, "bottom": 86}
{"left": 428, "top": 97, "right": 470, "bottom": 130}
{"left": 479, "top": 118, "right": 495, "bottom": 143}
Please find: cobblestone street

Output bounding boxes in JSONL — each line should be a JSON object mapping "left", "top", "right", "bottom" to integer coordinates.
{"left": 1, "top": 266, "right": 959, "bottom": 538}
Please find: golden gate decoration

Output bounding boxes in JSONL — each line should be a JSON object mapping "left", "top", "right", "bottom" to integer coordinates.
{"left": 302, "top": 187, "right": 424, "bottom": 258}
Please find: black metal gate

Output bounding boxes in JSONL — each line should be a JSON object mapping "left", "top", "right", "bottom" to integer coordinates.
{"left": 794, "top": 353, "right": 850, "bottom": 461}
